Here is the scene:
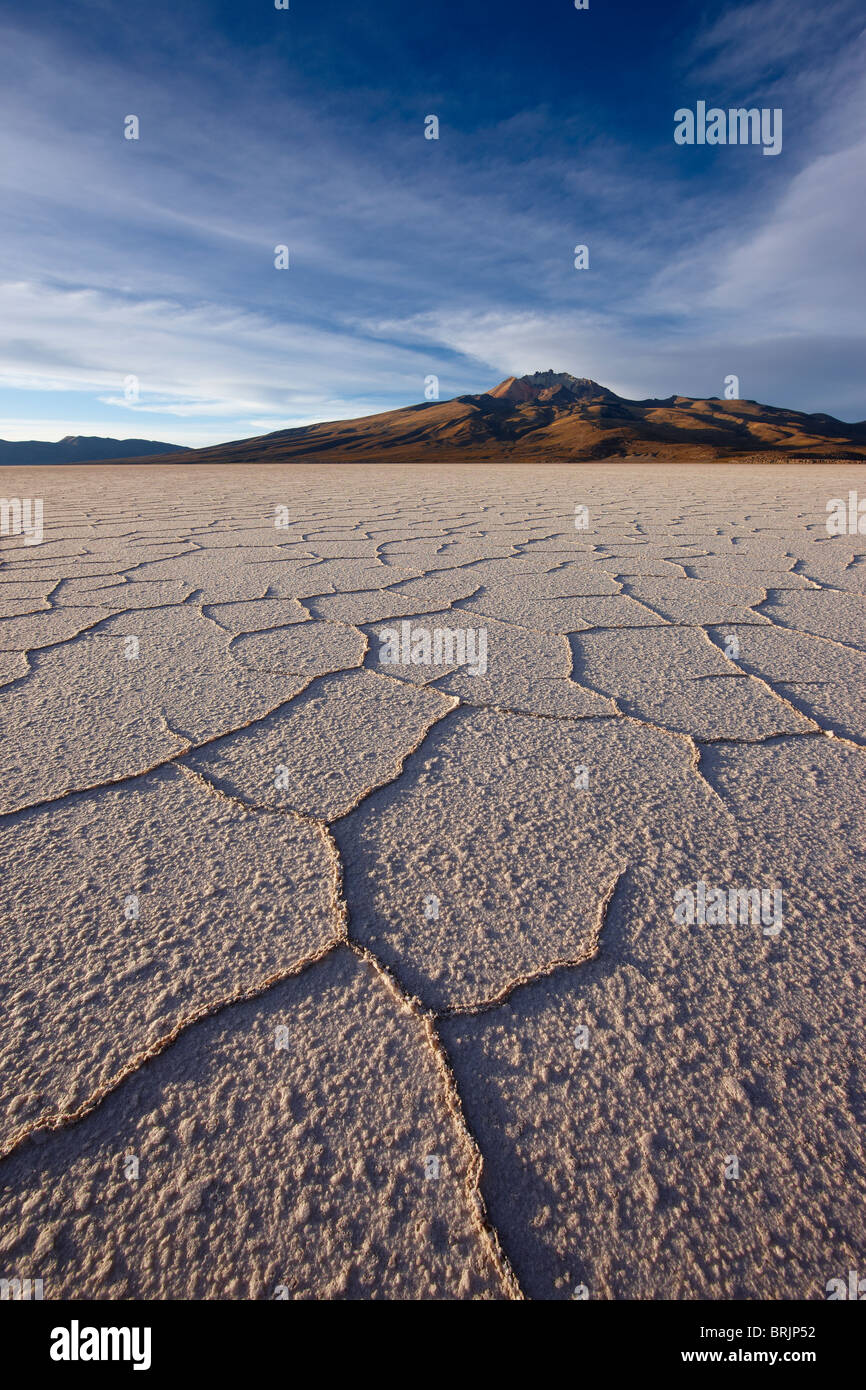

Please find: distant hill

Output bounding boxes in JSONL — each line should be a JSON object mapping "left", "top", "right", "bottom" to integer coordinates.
{"left": 0, "top": 435, "right": 189, "bottom": 465}
{"left": 173, "top": 370, "right": 857, "bottom": 463}
{"left": 6, "top": 374, "right": 866, "bottom": 466}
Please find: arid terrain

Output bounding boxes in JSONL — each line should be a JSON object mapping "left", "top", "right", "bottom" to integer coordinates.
{"left": 0, "top": 460, "right": 864, "bottom": 1300}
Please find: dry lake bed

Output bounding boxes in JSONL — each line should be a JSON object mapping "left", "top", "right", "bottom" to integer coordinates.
{"left": 0, "top": 461, "right": 864, "bottom": 1300}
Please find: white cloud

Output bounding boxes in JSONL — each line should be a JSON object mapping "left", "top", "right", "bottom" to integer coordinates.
{"left": 1, "top": 5, "right": 864, "bottom": 438}
{"left": 0, "top": 280, "right": 437, "bottom": 431}
{"left": 0, "top": 418, "right": 233, "bottom": 448}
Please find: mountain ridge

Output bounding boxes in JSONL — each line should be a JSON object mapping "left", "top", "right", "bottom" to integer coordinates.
{"left": 4, "top": 373, "right": 865, "bottom": 465}
{"left": 0, "top": 435, "right": 188, "bottom": 466}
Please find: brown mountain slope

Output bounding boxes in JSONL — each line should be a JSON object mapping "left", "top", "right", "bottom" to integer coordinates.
{"left": 77, "top": 371, "right": 866, "bottom": 465}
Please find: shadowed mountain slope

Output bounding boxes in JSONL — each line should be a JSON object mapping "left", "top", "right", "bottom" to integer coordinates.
{"left": 14, "top": 372, "right": 866, "bottom": 465}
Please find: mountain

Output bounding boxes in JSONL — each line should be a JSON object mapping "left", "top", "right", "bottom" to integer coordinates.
{"left": 7, "top": 373, "right": 866, "bottom": 466}
{"left": 0, "top": 435, "right": 189, "bottom": 466}
{"left": 126, "top": 371, "right": 866, "bottom": 465}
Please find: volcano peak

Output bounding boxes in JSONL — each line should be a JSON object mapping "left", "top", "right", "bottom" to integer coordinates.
{"left": 487, "top": 371, "right": 614, "bottom": 404}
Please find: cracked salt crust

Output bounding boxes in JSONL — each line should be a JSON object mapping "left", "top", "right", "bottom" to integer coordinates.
{"left": 184, "top": 667, "right": 455, "bottom": 820}
{"left": 571, "top": 625, "right": 818, "bottom": 741}
{"left": 0, "top": 607, "right": 315, "bottom": 812}
{"left": 0, "top": 461, "right": 863, "bottom": 1300}
{"left": 228, "top": 621, "right": 366, "bottom": 676}
{"left": 0, "top": 950, "right": 513, "bottom": 1298}
{"left": 761, "top": 588, "right": 866, "bottom": 651}
{"left": 444, "top": 738, "right": 865, "bottom": 1298}
{"left": 619, "top": 576, "right": 769, "bottom": 625}
{"left": 337, "top": 707, "right": 733, "bottom": 1012}
{"left": 306, "top": 571, "right": 484, "bottom": 625}
{"left": 203, "top": 597, "right": 310, "bottom": 632}
{"left": 0, "top": 765, "right": 338, "bottom": 1155}
{"left": 705, "top": 622, "right": 866, "bottom": 743}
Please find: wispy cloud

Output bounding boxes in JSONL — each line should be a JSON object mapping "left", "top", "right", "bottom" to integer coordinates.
{"left": 0, "top": 0, "right": 864, "bottom": 442}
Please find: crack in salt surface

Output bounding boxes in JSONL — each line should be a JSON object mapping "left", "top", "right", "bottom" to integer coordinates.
{"left": 438, "top": 866, "right": 626, "bottom": 1018}
{"left": 699, "top": 626, "right": 865, "bottom": 749}
{"left": 0, "top": 779, "right": 348, "bottom": 1163}
{"left": 0, "top": 667, "right": 359, "bottom": 819}
{"left": 4, "top": 470, "right": 865, "bottom": 1301}
{"left": 346, "top": 940, "right": 525, "bottom": 1300}
{"left": 0, "top": 716, "right": 621, "bottom": 1300}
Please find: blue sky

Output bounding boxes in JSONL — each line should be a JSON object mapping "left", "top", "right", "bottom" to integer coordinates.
{"left": 0, "top": 0, "right": 864, "bottom": 445}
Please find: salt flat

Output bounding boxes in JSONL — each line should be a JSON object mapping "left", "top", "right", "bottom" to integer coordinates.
{"left": 0, "top": 461, "right": 863, "bottom": 1300}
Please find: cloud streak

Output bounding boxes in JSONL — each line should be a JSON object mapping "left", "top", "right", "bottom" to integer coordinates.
{"left": 0, "top": 0, "right": 864, "bottom": 443}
